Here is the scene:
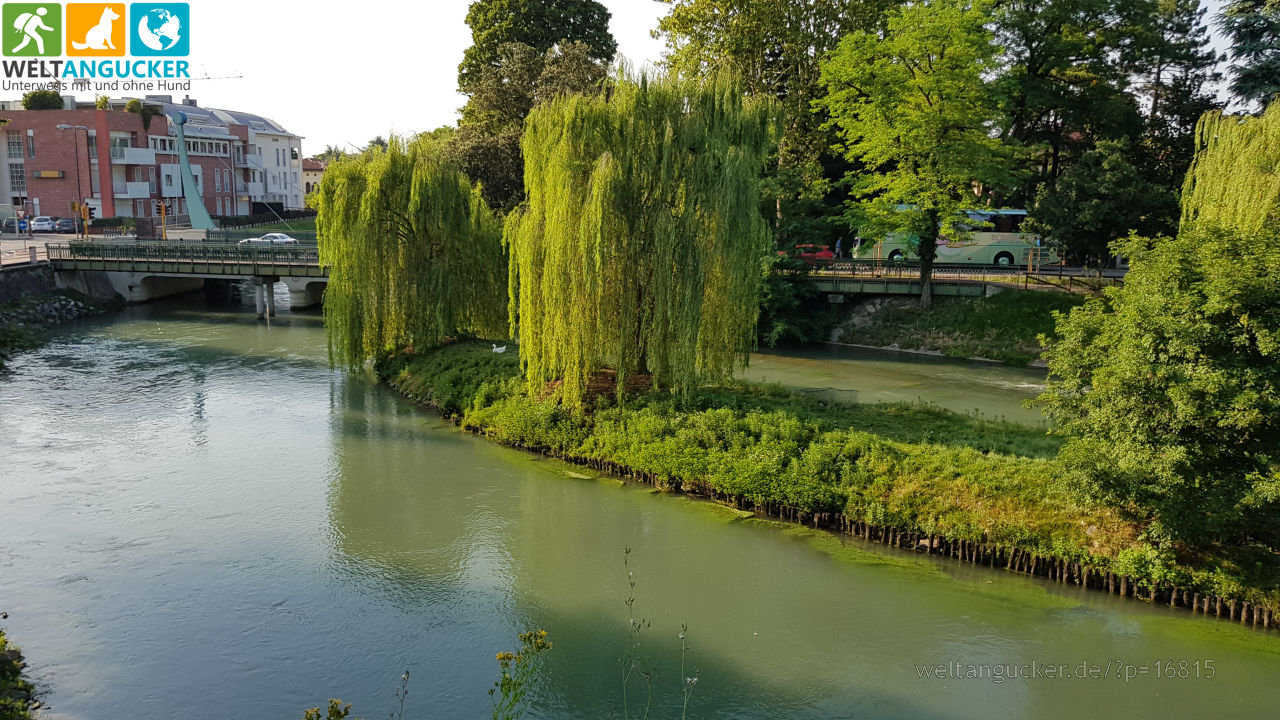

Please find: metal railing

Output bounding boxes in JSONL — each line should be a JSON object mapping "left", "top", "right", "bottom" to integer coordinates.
{"left": 45, "top": 241, "right": 325, "bottom": 277}
{"left": 807, "top": 259, "right": 1028, "bottom": 282}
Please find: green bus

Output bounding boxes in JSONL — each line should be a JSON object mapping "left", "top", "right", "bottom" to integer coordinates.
{"left": 849, "top": 209, "right": 1058, "bottom": 266}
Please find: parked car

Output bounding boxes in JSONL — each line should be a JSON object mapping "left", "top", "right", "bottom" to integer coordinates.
{"left": 783, "top": 243, "right": 835, "bottom": 263}
{"left": 30, "top": 216, "right": 54, "bottom": 232}
{"left": 54, "top": 217, "right": 78, "bottom": 233}
{"left": 237, "top": 233, "right": 299, "bottom": 246}
{"left": 2, "top": 217, "right": 28, "bottom": 233}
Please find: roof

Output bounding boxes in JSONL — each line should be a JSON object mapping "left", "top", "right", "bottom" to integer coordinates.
{"left": 302, "top": 158, "right": 327, "bottom": 171}
{"left": 132, "top": 97, "right": 299, "bottom": 139}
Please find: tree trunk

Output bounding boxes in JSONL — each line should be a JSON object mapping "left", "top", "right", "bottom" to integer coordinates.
{"left": 918, "top": 211, "right": 939, "bottom": 309}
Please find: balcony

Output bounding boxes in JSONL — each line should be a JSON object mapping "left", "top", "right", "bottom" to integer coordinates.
{"left": 236, "top": 154, "right": 263, "bottom": 171}
{"left": 112, "top": 181, "right": 152, "bottom": 199}
{"left": 110, "top": 146, "right": 157, "bottom": 165}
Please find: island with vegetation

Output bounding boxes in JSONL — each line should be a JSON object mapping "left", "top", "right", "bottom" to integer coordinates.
{"left": 314, "top": 20, "right": 1280, "bottom": 628}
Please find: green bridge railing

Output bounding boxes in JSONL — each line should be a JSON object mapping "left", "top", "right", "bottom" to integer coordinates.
{"left": 45, "top": 241, "right": 326, "bottom": 277}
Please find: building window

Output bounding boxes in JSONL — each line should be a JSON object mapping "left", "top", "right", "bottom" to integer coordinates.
{"left": 164, "top": 173, "right": 173, "bottom": 188}
{"left": 214, "top": 171, "right": 221, "bottom": 192}
{"left": 9, "top": 163, "right": 25, "bottom": 193}
{"left": 6, "top": 131, "right": 21, "bottom": 159}
{"left": 26, "top": 131, "right": 35, "bottom": 159}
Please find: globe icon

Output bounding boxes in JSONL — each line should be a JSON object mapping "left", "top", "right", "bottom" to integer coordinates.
{"left": 137, "top": 8, "right": 183, "bottom": 51}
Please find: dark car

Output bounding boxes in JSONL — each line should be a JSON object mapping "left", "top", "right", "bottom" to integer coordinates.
{"left": 54, "top": 217, "right": 78, "bottom": 233}
{"left": 2, "top": 217, "right": 29, "bottom": 233}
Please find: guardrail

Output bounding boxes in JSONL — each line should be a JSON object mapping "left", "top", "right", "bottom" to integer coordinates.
{"left": 807, "top": 259, "right": 1028, "bottom": 281}
{"left": 45, "top": 241, "right": 326, "bottom": 278}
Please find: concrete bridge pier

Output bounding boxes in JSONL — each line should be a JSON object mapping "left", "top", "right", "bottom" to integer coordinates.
{"left": 252, "top": 276, "right": 279, "bottom": 318}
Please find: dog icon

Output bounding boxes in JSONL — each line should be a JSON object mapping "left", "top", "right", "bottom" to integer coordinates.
{"left": 72, "top": 6, "right": 119, "bottom": 50}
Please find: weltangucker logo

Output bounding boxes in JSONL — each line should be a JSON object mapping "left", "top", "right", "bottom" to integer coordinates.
{"left": 1, "top": 2, "right": 189, "bottom": 89}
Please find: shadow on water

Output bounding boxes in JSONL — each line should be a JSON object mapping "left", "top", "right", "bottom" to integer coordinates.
{"left": 323, "top": 381, "right": 981, "bottom": 720}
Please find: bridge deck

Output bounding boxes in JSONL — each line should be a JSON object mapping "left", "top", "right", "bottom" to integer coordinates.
{"left": 46, "top": 242, "right": 328, "bottom": 278}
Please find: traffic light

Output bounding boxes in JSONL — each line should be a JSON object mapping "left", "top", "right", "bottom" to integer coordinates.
{"left": 87, "top": 206, "right": 96, "bottom": 220}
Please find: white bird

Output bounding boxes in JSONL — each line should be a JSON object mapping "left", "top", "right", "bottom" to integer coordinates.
{"left": 492, "top": 344, "right": 507, "bottom": 354}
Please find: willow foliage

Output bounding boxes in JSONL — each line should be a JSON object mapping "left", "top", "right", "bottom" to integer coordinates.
{"left": 1181, "top": 104, "right": 1280, "bottom": 234}
{"left": 505, "top": 71, "right": 776, "bottom": 406}
{"left": 317, "top": 135, "right": 507, "bottom": 369}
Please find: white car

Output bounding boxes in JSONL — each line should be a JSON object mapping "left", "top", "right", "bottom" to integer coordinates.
{"left": 30, "top": 216, "right": 54, "bottom": 232}
{"left": 237, "top": 233, "right": 299, "bottom": 246}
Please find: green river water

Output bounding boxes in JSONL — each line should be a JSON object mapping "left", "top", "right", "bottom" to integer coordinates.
{"left": 0, "top": 293, "right": 1276, "bottom": 719}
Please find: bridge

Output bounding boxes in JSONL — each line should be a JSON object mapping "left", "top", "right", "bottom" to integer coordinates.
{"left": 45, "top": 241, "right": 328, "bottom": 314}
{"left": 37, "top": 243, "right": 1121, "bottom": 314}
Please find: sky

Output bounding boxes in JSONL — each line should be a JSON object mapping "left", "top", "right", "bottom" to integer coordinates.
{"left": 4, "top": 0, "right": 1240, "bottom": 156}
{"left": 169, "top": 0, "right": 669, "bottom": 153}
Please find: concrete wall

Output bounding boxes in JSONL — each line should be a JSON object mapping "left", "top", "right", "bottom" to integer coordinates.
{"left": 0, "top": 263, "right": 56, "bottom": 304}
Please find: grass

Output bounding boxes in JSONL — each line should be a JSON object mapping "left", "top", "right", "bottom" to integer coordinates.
{"left": 376, "top": 341, "right": 1280, "bottom": 610}
{"left": 842, "top": 289, "right": 1086, "bottom": 365}
{"left": 251, "top": 217, "right": 317, "bottom": 233}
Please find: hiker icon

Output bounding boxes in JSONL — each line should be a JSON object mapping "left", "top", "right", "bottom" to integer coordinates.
{"left": 12, "top": 8, "right": 54, "bottom": 55}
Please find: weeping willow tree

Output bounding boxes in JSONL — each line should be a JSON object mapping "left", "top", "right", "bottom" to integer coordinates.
{"left": 317, "top": 135, "right": 507, "bottom": 369}
{"left": 505, "top": 70, "right": 776, "bottom": 407}
{"left": 1181, "top": 103, "right": 1280, "bottom": 234}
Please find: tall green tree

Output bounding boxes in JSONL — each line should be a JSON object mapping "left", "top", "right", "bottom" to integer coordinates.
{"left": 1218, "top": 0, "right": 1280, "bottom": 107}
{"left": 452, "top": 41, "right": 608, "bottom": 211}
{"left": 505, "top": 71, "right": 776, "bottom": 406}
{"left": 1181, "top": 103, "right": 1280, "bottom": 233}
{"left": 1038, "top": 229, "right": 1280, "bottom": 543}
{"left": 992, "top": 0, "right": 1146, "bottom": 201}
{"left": 1026, "top": 139, "right": 1177, "bottom": 263}
{"left": 819, "top": 0, "right": 1011, "bottom": 308}
{"left": 316, "top": 135, "right": 507, "bottom": 369}
{"left": 457, "top": 0, "right": 616, "bottom": 94}
{"left": 654, "top": 0, "right": 889, "bottom": 246}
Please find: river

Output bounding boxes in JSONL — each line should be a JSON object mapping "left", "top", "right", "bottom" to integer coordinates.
{"left": 0, "top": 293, "right": 1276, "bottom": 719}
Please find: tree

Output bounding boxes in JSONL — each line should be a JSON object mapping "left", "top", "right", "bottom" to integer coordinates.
{"left": 654, "top": 1, "right": 889, "bottom": 248}
{"left": 457, "top": 0, "right": 616, "bottom": 94}
{"left": 364, "top": 136, "right": 388, "bottom": 152}
{"left": 316, "top": 145, "right": 347, "bottom": 163}
{"left": 1133, "top": 0, "right": 1221, "bottom": 127}
{"left": 819, "top": 0, "right": 1011, "bottom": 308}
{"left": 1218, "top": 0, "right": 1280, "bottom": 107}
{"left": 94, "top": 94, "right": 110, "bottom": 110}
{"left": 1180, "top": 103, "right": 1280, "bottom": 234}
{"left": 21, "top": 90, "right": 63, "bottom": 110}
{"left": 1037, "top": 228, "right": 1280, "bottom": 543}
{"left": 1027, "top": 140, "right": 1177, "bottom": 264}
{"left": 505, "top": 71, "right": 776, "bottom": 406}
{"left": 316, "top": 135, "right": 507, "bottom": 369}
{"left": 452, "top": 41, "right": 609, "bottom": 211}
{"left": 992, "top": 0, "right": 1147, "bottom": 203}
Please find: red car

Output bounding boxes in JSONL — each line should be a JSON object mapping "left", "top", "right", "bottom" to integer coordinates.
{"left": 779, "top": 244, "right": 835, "bottom": 263}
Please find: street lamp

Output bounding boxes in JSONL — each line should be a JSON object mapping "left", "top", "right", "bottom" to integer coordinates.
{"left": 56, "top": 124, "right": 88, "bottom": 238}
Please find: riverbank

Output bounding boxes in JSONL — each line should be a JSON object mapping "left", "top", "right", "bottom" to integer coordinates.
{"left": 0, "top": 628, "right": 37, "bottom": 720}
{"left": 378, "top": 342, "right": 1280, "bottom": 629}
{"left": 830, "top": 290, "right": 1085, "bottom": 366}
{"left": 0, "top": 291, "right": 106, "bottom": 370}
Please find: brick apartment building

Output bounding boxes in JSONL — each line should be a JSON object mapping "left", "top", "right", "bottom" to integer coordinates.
{"left": 0, "top": 95, "right": 304, "bottom": 222}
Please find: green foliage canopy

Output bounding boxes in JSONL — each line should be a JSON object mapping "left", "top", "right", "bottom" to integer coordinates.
{"left": 457, "top": 0, "right": 616, "bottom": 94}
{"left": 316, "top": 136, "right": 507, "bottom": 369}
{"left": 1038, "top": 229, "right": 1280, "bottom": 542}
{"left": 1027, "top": 139, "right": 1177, "bottom": 263}
{"left": 505, "top": 71, "right": 776, "bottom": 406}
{"left": 1218, "top": 0, "right": 1280, "bottom": 107}
{"left": 21, "top": 90, "right": 63, "bottom": 110}
{"left": 453, "top": 41, "right": 609, "bottom": 212}
{"left": 1181, "top": 103, "right": 1280, "bottom": 234}
{"left": 819, "top": 0, "right": 1011, "bottom": 307}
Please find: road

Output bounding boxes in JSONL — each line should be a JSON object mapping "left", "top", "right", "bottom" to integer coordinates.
{"left": 1, "top": 233, "right": 85, "bottom": 267}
